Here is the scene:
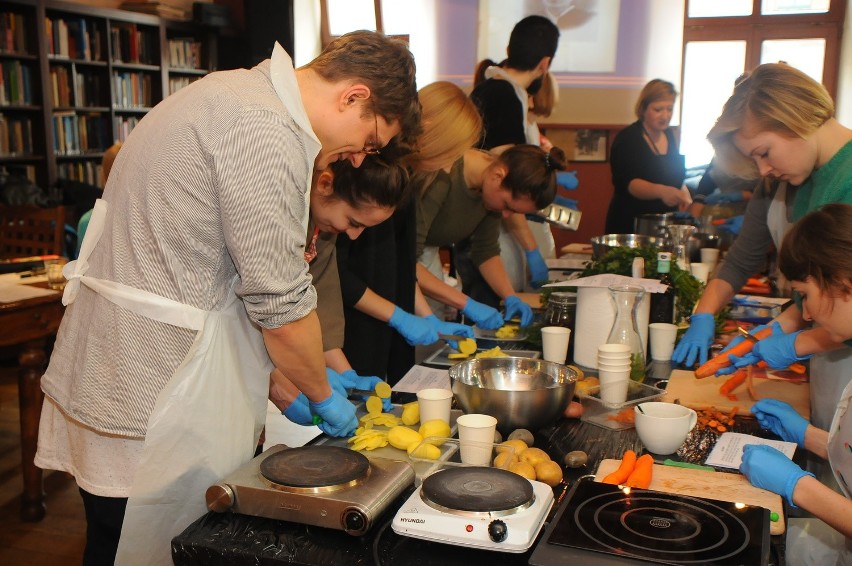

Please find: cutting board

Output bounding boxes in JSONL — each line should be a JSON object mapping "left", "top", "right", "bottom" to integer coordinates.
{"left": 663, "top": 369, "right": 810, "bottom": 418}
{"left": 594, "top": 459, "right": 784, "bottom": 535}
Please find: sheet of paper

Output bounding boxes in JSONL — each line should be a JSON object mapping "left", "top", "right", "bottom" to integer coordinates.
{"left": 543, "top": 273, "right": 669, "bottom": 294}
{"left": 704, "top": 432, "right": 797, "bottom": 469}
{"left": 0, "top": 282, "right": 59, "bottom": 303}
{"left": 392, "top": 365, "right": 450, "bottom": 393}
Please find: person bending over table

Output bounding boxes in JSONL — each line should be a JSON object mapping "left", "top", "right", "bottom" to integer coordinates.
{"left": 738, "top": 204, "right": 852, "bottom": 563}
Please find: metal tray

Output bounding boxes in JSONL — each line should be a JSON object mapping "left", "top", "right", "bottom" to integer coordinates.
{"left": 473, "top": 325, "right": 529, "bottom": 342}
{"left": 423, "top": 344, "right": 541, "bottom": 367}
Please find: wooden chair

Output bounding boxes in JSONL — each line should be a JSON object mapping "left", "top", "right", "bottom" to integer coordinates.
{"left": 0, "top": 205, "right": 65, "bottom": 259}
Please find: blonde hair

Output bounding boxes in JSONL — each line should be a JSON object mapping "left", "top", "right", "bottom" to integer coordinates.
{"left": 708, "top": 63, "right": 834, "bottom": 179}
{"left": 530, "top": 72, "right": 558, "bottom": 118}
{"left": 634, "top": 79, "right": 677, "bottom": 119}
{"left": 404, "top": 81, "right": 482, "bottom": 174}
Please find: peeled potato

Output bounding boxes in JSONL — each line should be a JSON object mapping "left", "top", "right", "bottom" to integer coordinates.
{"left": 408, "top": 442, "right": 441, "bottom": 460}
{"left": 509, "top": 461, "right": 536, "bottom": 481}
{"left": 418, "top": 419, "right": 451, "bottom": 442}
{"left": 400, "top": 401, "right": 420, "bottom": 426}
{"left": 535, "top": 460, "right": 563, "bottom": 486}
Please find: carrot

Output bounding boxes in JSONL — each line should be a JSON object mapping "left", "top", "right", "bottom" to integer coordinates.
{"left": 624, "top": 454, "right": 654, "bottom": 489}
{"left": 602, "top": 450, "right": 637, "bottom": 484}
{"left": 694, "top": 326, "right": 774, "bottom": 378}
{"left": 719, "top": 368, "right": 748, "bottom": 396}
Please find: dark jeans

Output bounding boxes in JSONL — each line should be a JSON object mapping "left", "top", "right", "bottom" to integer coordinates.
{"left": 79, "top": 488, "right": 128, "bottom": 566}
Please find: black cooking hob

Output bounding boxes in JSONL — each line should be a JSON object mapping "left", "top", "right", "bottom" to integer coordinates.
{"left": 421, "top": 466, "right": 535, "bottom": 514}
{"left": 529, "top": 480, "right": 769, "bottom": 565}
{"left": 260, "top": 445, "right": 370, "bottom": 488}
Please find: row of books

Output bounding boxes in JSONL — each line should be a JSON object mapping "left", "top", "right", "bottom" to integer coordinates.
{"left": 0, "top": 114, "right": 34, "bottom": 156}
{"left": 168, "top": 75, "right": 201, "bottom": 95}
{"left": 114, "top": 115, "right": 141, "bottom": 142}
{"left": 52, "top": 112, "right": 111, "bottom": 156}
{"left": 0, "top": 12, "right": 28, "bottom": 55}
{"left": 0, "top": 60, "right": 35, "bottom": 105}
{"left": 168, "top": 38, "right": 203, "bottom": 69}
{"left": 111, "top": 23, "right": 159, "bottom": 65}
{"left": 113, "top": 72, "right": 156, "bottom": 109}
{"left": 59, "top": 160, "right": 105, "bottom": 188}
{"left": 50, "top": 66, "right": 109, "bottom": 108}
{"left": 46, "top": 16, "right": 104, "bottom": 61}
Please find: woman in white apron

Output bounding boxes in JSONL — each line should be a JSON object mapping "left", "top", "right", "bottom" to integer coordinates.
{"left": 738, "top": 204, "right": 852, "bottom": 564}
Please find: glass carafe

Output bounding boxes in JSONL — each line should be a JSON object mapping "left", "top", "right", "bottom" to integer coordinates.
{"left": 666, "top": 224, "right": 697, "bottom": 270}
{"left": 606, "top": 284, "right": 646, "bottom": 382}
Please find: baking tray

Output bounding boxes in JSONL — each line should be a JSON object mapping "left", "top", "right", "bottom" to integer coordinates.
{"left": 423, "top": 344, "right": 541, "bottom": 367}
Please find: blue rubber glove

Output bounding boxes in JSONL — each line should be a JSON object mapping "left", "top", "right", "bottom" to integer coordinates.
{"left": 339, "top": 369, "right": 393, "bottom": 412}
{"left": 704, "top": 189, "right": 745, "bottom": 205}
{"left": 717, "top": 215, "right": 744, "bottom": 235}
{"left": 724, "top": 330, "right": 810, "bottom": 375}
{"left": 424, "top": 314, "right": 474, "bottom": 351}
{"left": 504, "top": 295, "right": 534, "bottom": 327}
{"left": 388, "top": 306, "right": 439, "bottom": 346}
{"left": 309, "top": 390, "right": 358, "bottom": 437}
{"left": 461, "top": 297, "right": 504, "bottom": 330}
{"left": 740, "top": 444, "right": 814, "bottom": 507}
{"left": 720, "top": 321, "right": 780, "bottom": 356}
{"left": 750, "top": 399, "right": 809, "bottom": 447}
{"left": 323, "top": 367, "right": 350, "bottom": 398}
{"left": 282, "top": 393, "right": 314, "bottom": 426}
{"left": 553, "top": 195, "right": 579, "bottom": 209}
{"left": 671, "top": 313, "right": 715, "bottom": 367}
{"left": 556, "top": 171, "right": 579, "bottom": 190}
{"left": 525, "top": 247, "right": 549, "bottom": 289}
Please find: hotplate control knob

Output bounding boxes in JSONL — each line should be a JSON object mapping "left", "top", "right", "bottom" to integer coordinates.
{"left": 343, "top": 508, "right": 368, "bottom": 535}
{"left": 205, "top": 484, "right": 235, "bottom": 513}
{"left": 488, "top": 519, "right": 508, "bottom": 543}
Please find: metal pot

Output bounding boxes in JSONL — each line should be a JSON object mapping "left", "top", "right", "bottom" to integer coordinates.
{"left": 634, "top": 213, "right": 675, "bottom": 242}
{"left": 590, "top": 234, "right": 660, "bottom": 258}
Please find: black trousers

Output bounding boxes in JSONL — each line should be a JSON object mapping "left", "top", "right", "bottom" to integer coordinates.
{"left": 79, "top": 488, "right": 128, "bottom": 566}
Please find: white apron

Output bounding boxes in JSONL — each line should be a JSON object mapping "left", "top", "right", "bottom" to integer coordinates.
{"left": 827, "top": 374, "right": 852, "bottom": 499}
{"left": 64, "top": 200, "right": 273, "bottom": 565}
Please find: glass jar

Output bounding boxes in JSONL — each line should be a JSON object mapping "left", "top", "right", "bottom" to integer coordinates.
{"left": 606, "top": 284, "right": 646, "bottom": 382}
{"left": 544, "top": 292, "right": 576, "bottom": 361}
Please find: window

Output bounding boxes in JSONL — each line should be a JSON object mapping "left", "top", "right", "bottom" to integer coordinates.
{"left": 680, "top": 0, "right": 845, "bottom": 167}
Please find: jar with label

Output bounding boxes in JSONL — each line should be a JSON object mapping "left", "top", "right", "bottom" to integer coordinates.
{"left": 544, "top": 291, "right": 576, "bottom": 361}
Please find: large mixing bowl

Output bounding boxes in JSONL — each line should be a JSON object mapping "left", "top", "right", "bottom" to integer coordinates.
{"left": 590, "top": 234, "right": 660, "bottom": 258}
{"left": 449, "top": 357, "right": 582, "bottom": 434}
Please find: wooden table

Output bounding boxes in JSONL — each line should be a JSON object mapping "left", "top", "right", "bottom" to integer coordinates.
{"left": 0, "top": 282, "right": 63, "bottom": 521}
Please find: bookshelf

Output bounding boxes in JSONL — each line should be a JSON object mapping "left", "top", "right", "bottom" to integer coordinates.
{"left": 0, "top": 0, "right": 218, "bottom": 191}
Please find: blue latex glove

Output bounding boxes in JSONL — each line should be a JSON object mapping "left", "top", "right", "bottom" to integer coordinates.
{"left": 504, "top": 295, "right": 534, "bottom": 327}
{"left": 556, "top": 170, "right": 579, "bottom": 190}
{"left": 323, "top": 367, "right": 350, "bottom": 398}
{"left": 553, "top": 195, "right": 579, "bottom": 209}
{"left": 309, "top": 390, "right": 358, "bottom": 437}
{"left": 461, "top": 297, "right": 504, "bottom": 330}
{"left": 339, "top": 369, "right": 393, "bottom": 412}
{"left": 671, "top": 313, "right": 715, "bottom": 367}
{"left": 740, "top": 444, "right": 814, "bottom": 507}
{"left": 282, "top": 393, "right": 314, "bottom": 426}
{"left": 750, "top": 399, "right": 809, "bottom": 447}
{"left": 720, "top": 321, "right": 780, "bottom": 355}
{"left": 424, "top": 314, "right": 473, "bottom": 351}
{"left": 388, "top": 306, "right": 439, "bottom": 346}
{"left": 723, "top": 330, "right": 810, "bottom": 375}
{"left": 525, "top": 248, "right": 549, "bottom": 289}
{"left": 704, "top": 189, "right": 745, "bottom": 205}
{"left": 717, "top": 215, "right": 744, "bottom": 235}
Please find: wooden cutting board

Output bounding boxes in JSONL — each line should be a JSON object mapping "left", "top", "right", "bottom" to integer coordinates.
{"left": 663, "top": 369, "right": 810, "bottom": 418}
{"left": 595, "top": 459, "right": 785, "bottom": 535}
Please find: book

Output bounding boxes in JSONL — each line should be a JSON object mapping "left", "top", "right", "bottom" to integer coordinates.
{"left": 704, "top": 432, "right": 797, "bottom": 470}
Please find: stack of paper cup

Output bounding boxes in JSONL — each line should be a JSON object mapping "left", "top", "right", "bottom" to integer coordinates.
{"left": 597, "top": 344, "right": 631, "bottom": 404}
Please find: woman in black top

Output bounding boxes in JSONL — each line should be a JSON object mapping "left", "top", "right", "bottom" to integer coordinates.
{"left": 605, "top": 79, "right": 691, "bottom": 234}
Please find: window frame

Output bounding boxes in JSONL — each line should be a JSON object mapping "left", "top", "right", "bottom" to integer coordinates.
{"left": 319, "top": 0, "right": 384, "bottom": 48}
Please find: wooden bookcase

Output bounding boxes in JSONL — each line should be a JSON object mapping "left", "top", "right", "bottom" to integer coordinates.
{"left": 0, "top": 0, "right": 217, "bottom": 191}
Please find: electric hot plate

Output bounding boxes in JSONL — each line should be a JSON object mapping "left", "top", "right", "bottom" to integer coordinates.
{"left": 529, "top": 480, "right": 769, "bottom": 565}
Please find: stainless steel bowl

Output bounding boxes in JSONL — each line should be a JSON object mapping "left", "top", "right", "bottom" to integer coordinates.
{"left": 449, "top": 357, "right": 582, "bottom": 434}
{"left": 590, "top": 234, "right": 660, "bottom": 258}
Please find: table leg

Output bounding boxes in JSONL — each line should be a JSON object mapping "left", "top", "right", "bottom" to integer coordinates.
{"left": 18, "top": 340, "right": 46, "bottom": 522}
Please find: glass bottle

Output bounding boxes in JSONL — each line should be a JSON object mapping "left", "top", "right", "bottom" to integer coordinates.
{"left": 544, "top": 291, "right": 576, "bottom": 361}
{"left": 666, "top": 224, "right": 696, "bottom": 270}
{"left": 606, "top": 284, "right": 646, "bottom": 382}
{"left": 650, "top": 252, "right": 676, "bottom": 324}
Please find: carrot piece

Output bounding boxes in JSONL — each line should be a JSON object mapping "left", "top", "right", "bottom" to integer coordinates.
{"left": 602, "top": 450, "right": 637, "bottom": 484}
{"left": 694, "top": 327, "right": 774, "bottom": 378}
{"left": 624, "top": 454, "right": 654, "bottom": 489}
{"left": 719, "top": 368, "right": 748, "bottom": 396}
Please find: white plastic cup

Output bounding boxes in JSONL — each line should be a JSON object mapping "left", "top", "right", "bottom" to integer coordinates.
{"left": 456, "top": 413, "right": 498, "bottom": 465}
{"left": 700, "top": 248, "right": 719, "bottom": 271}
{"left": 690, "top": 262, "right": 710, "bottom": 284}
{"left": 598, "top": 343, "right": 631, "bottom": 356}
{"left": 634, "top": 402, "right": 698, "bottom": 455}
{"left": 416, "top": 388, "right": 453, "bottom": 424}
{"left": 598, "top": 368, "right": 630, "bottom": 404}
{"left": 648, "top": 322, "right": 679, "bottom": 361}
{"left": 541, "top": 326, "right": 572, "bottom": 364}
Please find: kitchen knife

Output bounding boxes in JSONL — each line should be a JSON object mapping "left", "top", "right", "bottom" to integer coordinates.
{"left": 736, "top": 327, "right": 807, "bottom": 374}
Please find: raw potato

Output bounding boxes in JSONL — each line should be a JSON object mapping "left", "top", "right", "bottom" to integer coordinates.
{"left": 408, "top": 442, "right": 441, "bottom": 460}
{"left": 493, "top": 430, "right": 503, "bottom": 444}
{"left": 374, "top": 381, "right": 392, "bottom": 399}
{"left": 508, "top": 428, "right": 535, "bottom": 447}
{"left": 400, "top": 401, "right": 420, "bottom": 426}
{"left": 519, "top": 447, "right": 550, "bottom": 467}
{"left": 563, "top": 450, "right": 588, "bottom": 468}
{"left": 509, "top": 461, "right": 537, "bottom": 480}
{"left": 535, "top": 460, "right": 563, "bottom": 487}
{"left": 493, "top": 451, "right": 518, "bottom": 469}
{"left": 497, "top": 439, "right": 528, "bottom": 455}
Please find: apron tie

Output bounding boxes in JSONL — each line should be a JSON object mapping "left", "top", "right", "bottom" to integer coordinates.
{"left": 63, "top": 199, "right": 108, "bottom": 306}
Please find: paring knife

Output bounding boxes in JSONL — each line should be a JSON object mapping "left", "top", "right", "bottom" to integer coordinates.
{"left": 736, "top": 327, "right": 807, "bottom": 374}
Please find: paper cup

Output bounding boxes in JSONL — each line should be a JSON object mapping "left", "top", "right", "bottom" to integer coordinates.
{"left": 598, "top": 343, "right": 631, "bottom": 356}
{"left": 416, "top": 388, "right": 453, "bottom": 424}
{"left": 690, "top": 262, "right": 710, "bottom": 284}
{"left": 700, "top": 248, "right": 719, "bottom": 271}
{"left": 541, "top": 326, "right": 571, "bottom": 364}
{"left": 649, "top": 322, "right": 679, "bottom": 361}
{"left": 634, "top": 402, "right": 698, "bottom": 455}
{"left": 457, "top": 413, "right": 498, "bottom": 465}
{"left": 598, "top": 368, "right": 630, "bottom": 404}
